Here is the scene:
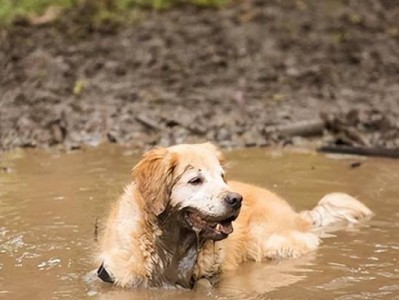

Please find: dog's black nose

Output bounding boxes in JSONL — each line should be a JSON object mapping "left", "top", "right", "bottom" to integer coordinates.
{"left": 224, "top": 192, "right": 243, "bottom": 209}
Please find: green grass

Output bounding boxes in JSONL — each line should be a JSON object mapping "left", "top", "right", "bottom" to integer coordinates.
{"left": 0, "top": 0, "right": 229, "bottom": 26}
{"left": 0, "top": 0, "right": 73, "bottom": 24}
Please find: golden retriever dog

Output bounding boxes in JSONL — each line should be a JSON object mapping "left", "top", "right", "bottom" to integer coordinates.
{"left": 96, "top": 143, "right": 373, "bottom": 289}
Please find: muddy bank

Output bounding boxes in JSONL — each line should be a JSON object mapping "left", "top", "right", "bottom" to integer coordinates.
{"left": 1, "top": 0, "right": 399, "bottom": 152}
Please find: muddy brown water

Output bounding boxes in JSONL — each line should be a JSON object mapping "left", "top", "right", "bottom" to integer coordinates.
{"left": 0, "top": 145, "right": 398, "bottom": 300}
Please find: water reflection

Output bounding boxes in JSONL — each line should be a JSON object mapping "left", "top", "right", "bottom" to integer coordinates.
{"left": 0, "top": 145, "right": 398, "bottom": 299}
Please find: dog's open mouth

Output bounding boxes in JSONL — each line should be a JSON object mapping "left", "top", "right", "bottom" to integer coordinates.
{"left": 184, "top": 209, "right": 239, "bottom": 241}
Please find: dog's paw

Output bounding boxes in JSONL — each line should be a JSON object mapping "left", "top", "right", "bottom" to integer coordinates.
{"left": 262, "top": 231, "right": 320, "bottom": 259}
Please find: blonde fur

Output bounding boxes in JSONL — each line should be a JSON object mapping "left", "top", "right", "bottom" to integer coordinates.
{"left": 96, "top": 143, "right": 373, "bottom": 288}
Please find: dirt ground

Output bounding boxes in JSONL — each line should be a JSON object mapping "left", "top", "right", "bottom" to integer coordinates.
{"left": 1, "top": 0, "right": 399, "bottom": 152}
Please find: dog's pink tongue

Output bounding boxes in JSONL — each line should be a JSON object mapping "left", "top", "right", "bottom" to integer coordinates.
{"left": 216, "top": 222, "right": 233, "bottom": 235}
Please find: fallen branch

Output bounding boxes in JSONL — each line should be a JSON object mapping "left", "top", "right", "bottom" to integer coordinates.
{"left": 136, "top": 115, "right": 161, "bottom": 130}
{"left": 318, "top": 146, "right": 399, "bottom": 159}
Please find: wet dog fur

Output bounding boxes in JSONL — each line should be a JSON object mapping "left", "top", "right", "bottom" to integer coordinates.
{"left": 96, "top": 143, "right": 373, "bottom": 288}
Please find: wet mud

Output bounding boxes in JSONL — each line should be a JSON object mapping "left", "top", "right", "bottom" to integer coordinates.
{"left": 1, "top": 0, "right": 399, "bottom": 151}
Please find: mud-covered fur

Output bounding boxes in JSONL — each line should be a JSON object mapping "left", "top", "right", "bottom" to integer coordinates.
{"left": 96, "top": 143, "right": 373, "bottom": 288}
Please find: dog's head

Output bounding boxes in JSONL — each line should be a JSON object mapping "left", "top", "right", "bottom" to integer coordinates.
{"left": 132, "top": 143, "right": 242, "bottom": 241}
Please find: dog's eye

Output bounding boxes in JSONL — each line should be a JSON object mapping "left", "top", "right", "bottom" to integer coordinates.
{"left": 188, "top": 177, "right": 203, "bottom": 186}
{"left": 221, "top": 173, "right": 227, "bottom": 183}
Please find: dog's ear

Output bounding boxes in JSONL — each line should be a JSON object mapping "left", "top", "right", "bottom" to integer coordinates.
{"left": 132, "top": 147, "right": 178, "bottom": 216}
{"left": 200, "top": 142, "right": 226, "bottom": 166}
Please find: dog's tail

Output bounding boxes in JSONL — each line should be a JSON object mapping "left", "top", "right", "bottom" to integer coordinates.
{"left": 300, "top": 193, "right": 373, "bottom": 232}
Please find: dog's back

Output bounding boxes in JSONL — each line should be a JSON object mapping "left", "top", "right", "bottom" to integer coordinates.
{"left": 196, "top": 181, "right": 373, "bottom": 275}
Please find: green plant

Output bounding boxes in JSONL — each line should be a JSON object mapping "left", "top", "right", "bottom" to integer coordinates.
{"left": 0, "top": 0, "right": 230, "bottom": 26}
